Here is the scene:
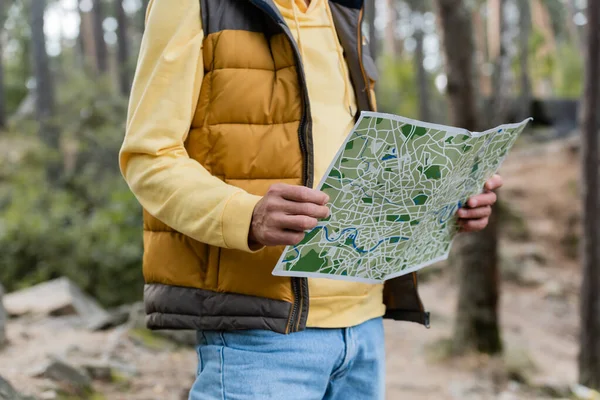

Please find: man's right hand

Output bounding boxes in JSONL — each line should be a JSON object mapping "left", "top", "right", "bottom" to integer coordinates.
{"left": 249, "top": 183, "right": 330, "bottom": 247}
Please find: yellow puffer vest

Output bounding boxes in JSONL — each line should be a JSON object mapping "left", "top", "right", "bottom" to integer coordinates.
{"left": 143, "top": 0, "right": 430, "bottom": 333}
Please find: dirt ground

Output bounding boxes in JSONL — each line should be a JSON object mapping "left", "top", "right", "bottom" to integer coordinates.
{"left": 0, "top": 135, "right": 583, "bottom": 399}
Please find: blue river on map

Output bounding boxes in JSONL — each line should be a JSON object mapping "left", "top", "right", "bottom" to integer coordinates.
{"left": 286, "top": 226, "right": 410, "bottom": 263}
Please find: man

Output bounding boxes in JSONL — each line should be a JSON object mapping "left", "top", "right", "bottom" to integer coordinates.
{"left": 120, "top": 0, "right": 502, "bottom": 398}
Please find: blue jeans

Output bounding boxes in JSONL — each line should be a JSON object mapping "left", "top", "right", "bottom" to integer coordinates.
{"left": 188, "top": 317, "right": 385, "bottom": 400}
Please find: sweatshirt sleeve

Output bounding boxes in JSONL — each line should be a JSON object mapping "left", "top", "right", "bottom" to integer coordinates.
{"left": 119, "top": 0, "right": 262, "bottom": 252}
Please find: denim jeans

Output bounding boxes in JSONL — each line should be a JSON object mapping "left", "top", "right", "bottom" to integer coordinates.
{"left": 188, "top": 317, "right": 385, "bottom": 400}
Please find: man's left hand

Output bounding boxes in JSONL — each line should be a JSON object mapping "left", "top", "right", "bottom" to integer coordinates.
{"left": 456, "top": 174, "right": 503, "bottom": 233}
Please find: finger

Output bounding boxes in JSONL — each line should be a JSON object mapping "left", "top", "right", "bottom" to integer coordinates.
{"left": 459, "top": 217, "right": 489, "bottom": 232}
{"left": 264, "top": 230, "right": 306, "bottom": 246}
{"left": 277, "top": 214, "right": 319, "bottom": 232}
{"left": 467, "top": 192, "right": 497, "bottom": 208}
{"left": 484, "top": 174, "right": 503, "bottom": 191}
{"left": 281, "top": 200, "right": 330, "bottom": 219}
{"left": 283, "top": 231, "right": 308, "bottom": 246}
{"left": 275, "top": 184, "right": 329, "bottom": 205}
{"left": 457, "top": 205, "right": 492, "bottom": 220}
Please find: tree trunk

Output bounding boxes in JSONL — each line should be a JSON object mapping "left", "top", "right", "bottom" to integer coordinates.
{"left": 76, "top": 0, "right": 86, "bottom": 68}
{"left": 566, "top": 0, "right": 584, "bottom": 54}
{"left": 384, "top": 0, "right": 401, "bottom": 58}
{"left": 414, "top": 28, "right": 430, "bottom": 121}
{"left": 115, "top": 0, "right": 130, "bottom": 95}
{"left": 0, "top": 0, "right": 6, "bottom": 130}
{"left": 489, "top": 0, "right": 511, "bottom": 125}
{"left": 531, "top": 0, "right": 556, "bottom": 96}
{"left": 409, "top": 0, "right": 430, "bottom": 122}
{"left": 517, "top": 0, "right": 532, "bottom": 121}
{"left": 487, "top": 0, "right": 502, "bottom": 61}
{"left": 92, "top": 0, "right": 108, "bottom": 74}
{"left": 578, "top": 0, "right": 600, "bottom": 389}
{"left": 365, "top": 0, "right": 377, "bottom": 60}
{"left": 79, "top": 1, "right": 97, "bottom": 72}
{"left": 531, "top": 0, "right": 556, "bottom": 55}
{"left": 140, "top": 0, "right": 150, "bottom": 29}
{"left": 472, "top": 6, "right": 491, "bottom": 97}
{"left": 436, "top": 0, "right": 503, "bottom": 355}
{"left": 31, "top": 0, "right": 58, "bottom": 148}
{"left": 453, "top": 209, "right": 502, "bottom": 354}
{"left": 435, "top": 0, "right": 477, "bottom": 131}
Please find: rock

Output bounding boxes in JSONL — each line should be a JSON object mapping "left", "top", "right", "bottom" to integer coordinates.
{"left": 86, "top": 304, "right": 132, "bottom": 331}
{"left": 31, "top": 358, "right": 92, "bottom": 394}
{"left": 504, "top": 347, "right": 537, "bottom": 384}
{"left": 0, "top": 375, "right": 21, "bottom": 400}
{"left": 448, "top": 379, "right": 493, "bottom": 399}
{"left": 497, "top": 391, "right": 519, "bottom": 400}
{"left": 501, "top": 243, "right": 550, "bottom": 286}
{"left": 38, "top": 391, "right": 57, "bottom": 400}
{"left": 501, "top": 243, "right": 546, "bottom": 267}
{"left": 128, "top": 302, "right": 196, "bottom": 347}
{"left": 519, "top": 262, "right": 549, "bottom": 286}
{"left": 4, "top": 278, "right": 109, "bottom": 326}
{"left": 0, "top": 284, "right": 6, "bottom": 348}
{"left": 107, "top": 361, "right": 137, "bottom": 378}
{"left": 128, "top": 302, "right": 146, "bottom": 329}
{"left": 540, "top": 280, "right": 567, "bottom": 299}
{"left": 520, "top": 243, "right": 547, "bottom": 265}
{"left": 531, "top": 377, "right": 571, "bottom": 398}
{"left": 572, "top": 384, "right": 600, "bottom": 400}
{"left": 498, "top": 199, "right": 531, "bottom": 240}
{"left": 506, "top": 380, "right": 521, "bottom": 392}
{"left": 0, "top": 375, "right": 35, "bottom": 400}
{"left": 80, "top": 361, "right": 113, "bottom": 382}
{"left": 501, "top": 256, "right": 525, "bottom": 283}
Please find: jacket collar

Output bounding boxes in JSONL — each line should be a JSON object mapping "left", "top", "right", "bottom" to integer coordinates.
{"left": 248, "top": 0, "right": 363, "bottom": 25}
{"left": 248, "top": 0, "right": 286, "bottom": 24}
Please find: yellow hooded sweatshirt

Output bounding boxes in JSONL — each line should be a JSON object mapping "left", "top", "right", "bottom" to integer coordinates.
{"left": 120, "top": 0, "right": 385, "bottom": 328}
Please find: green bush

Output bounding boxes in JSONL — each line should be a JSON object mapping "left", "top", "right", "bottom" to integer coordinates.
{"left": 0, "top": 168, "right": 143, "bottom": 307}
{"left": 375, "top": 55, "right": 448, "bottom": 124}
{"left": 0, "top": 78, "right": 144, "bottom": 307}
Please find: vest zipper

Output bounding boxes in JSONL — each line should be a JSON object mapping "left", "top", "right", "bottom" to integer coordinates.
{"left": 248, "top": 0, "right": 312, "bottom": 334}
{"left": 290, "top": 277, "right": 304, "bottom": 333}
{"left": 289, "top": 33, "right": 312, "bottom": 334}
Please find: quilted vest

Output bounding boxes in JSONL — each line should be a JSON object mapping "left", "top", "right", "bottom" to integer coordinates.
{"left": 142, "top": 0, "right": 430, "bottom": 333}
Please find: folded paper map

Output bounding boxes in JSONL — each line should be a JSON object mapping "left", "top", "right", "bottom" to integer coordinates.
{"left": 273, "top": 112, "right": 531, "bottom": 283}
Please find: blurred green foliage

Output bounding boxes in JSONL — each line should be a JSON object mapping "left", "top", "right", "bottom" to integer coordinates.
{"left": 553, "top": 43, "right": 584, "bottom": 98}
{"left": 376, "top": 55, "right": 447, "bottom": 123}
{"left": 4, "top": 0, "right": 32, "bottom": 114}
{"left": 0, "top": 75, "right": 144, "bottom": 307}
{"left": 527, "top": 28, "right": 584, "bottom": 99}
{"left": 377, "top": 56, "right": 420, "bottom": 118}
